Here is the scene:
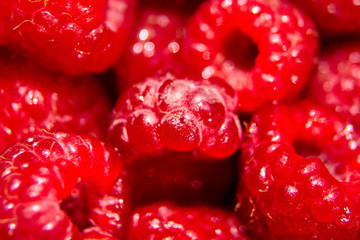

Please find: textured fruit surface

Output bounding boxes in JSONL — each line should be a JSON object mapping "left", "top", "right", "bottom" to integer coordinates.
{"left": 308, "top": 43, "right": 360, "bottom": 129}
{"left": 0, "top": 0, "right": 136, "bottom": 75}
{"left": 0, "top": 132, "right": 124, "bottom": 239}
{"left": 115, "top": 9, "right": 185, "bottom": 89}
{"left": 184, "top": 0, "right": 318, "bottom": 112}
{"left": 0, "top": 51, "right": 111, "bottom": 153}
{"left": 62, "top": 173, "right": 131, "bottom": 239}
{"left": 236, "top": 101, "right": 360, "bottom": 239}
{"left": 127, "top": 201, "right": 250, "bottom": 240}
{"left": 108, "top": 72, "right": 241, "bottom": 159}
{"left": 289, "top": 0, "right": 360, "bottom": 37}
{"left": 107, "top": 72, "right": 241, "bottom": 205}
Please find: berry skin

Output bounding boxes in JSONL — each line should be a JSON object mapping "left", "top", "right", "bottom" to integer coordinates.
{"left": 289, "top": 0, "right": 360, "bottom": 37}
{"left": 108, "top": 72, "right": 241, "bottom": 159}
{"left": 0, "top": 132, "right": 125, "bottom": 239}
{"left": 126, "top": 201, "right": 250, "bottom": 240}
{"left": 184, "top": 0, "right": 318, "bottom": 112}
{"left": 0, "top": 51, "right": 112, "bottom": 153}
{"left": 236, "top": 101, "right": 360, "bottom": 239}
{"left": 0, "top": 0, "right": 136, "bottom": 75}
{"left": 115, "top": 9, "right": 185, "bottom": 89}
{"left": 107, "top": 72, "right": 241, "bottom": 205}
{"left": 62, "top": 173, "right": 132, "bottom": 239}
{"left": 308, "top": 43, "right": 360, "bottom": 129}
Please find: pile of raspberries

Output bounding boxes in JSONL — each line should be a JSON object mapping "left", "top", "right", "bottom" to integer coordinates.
{"left": 0, "top": 0, "right": 360, "bottom": 239}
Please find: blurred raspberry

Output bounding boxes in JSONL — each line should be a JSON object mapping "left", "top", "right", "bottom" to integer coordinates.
{"left": 0, "top": 51, "right": 112, "bottom": 153}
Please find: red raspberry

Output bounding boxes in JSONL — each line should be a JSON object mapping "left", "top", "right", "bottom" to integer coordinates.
{"left": 127, "top": 201, "right": 250, "bottom": 239}
{"left": 308, "top": 43, "right": 360, "bottom": 129}
{"left": 0, "top": 51, "right": 112, "bottom": 152}
{"left": 115, "top": 9, "right": 185, "bottom": 89}
{"left": 184, "top": 0, "right": 318, "bottom": 112}
{"left": 62, "top": 173, "right": 131, "bottom": 238}
{"left": 236, "top": 101, "right": 360, "bottom": 239}
{"left": 0, "top": 132, "right": 127, "bottom": 239}
{"left": 107, "top": 72, "right": 241, "bottom": 205}
{"left": 0, "top": 0, "right": 136, "bottom": 75}
{"left": 289, "top": 0, "right": 360, "bottom": 37}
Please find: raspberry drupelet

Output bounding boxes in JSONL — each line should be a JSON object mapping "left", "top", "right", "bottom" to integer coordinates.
{"left": 308, "top": 43, "right": 360, "bottom": 129}
{"left": 236, "top": 100, "right": 360, "bottom": 239}
{"left": 0, "top": 0, "right": 136, "bottom": 75}
{"left": 184, "top": 0, "right": 318, "bottom": 112}
{"left": 0, "top": 132, "right": 130, "bottom": 239}
{"left": 126, "top": 201, "right": 250, "bottom": 240}
{"left": 0, "top": 51, "right": 112, "bottom": 153}
{"left": 107, "top": 72, "right": 242, "bottom": 205}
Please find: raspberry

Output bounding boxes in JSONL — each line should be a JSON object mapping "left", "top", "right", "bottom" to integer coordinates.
{"left": 0, "top": 0, "right": 136, "bottom": 75}
{"left": 107, "top": 72, "right": 241, "bottom": 205}
{"left": 0, "top": 50, "right": 112, "bottom": 152}
{"left": 289, "top": 0, "right": 360, "bottom": 37}
{"left": 115, "top": 9, "right": 185, "bottom": 89}
{"left": 127, "top": 201, "right": 250, "bottom": 239}
{"left": 0, "top": 132, "right": 126, "bottom": 239}
{"left": 236, "top": 101, "right": 360, "bottom": 239}
{"left": 308, "top": 43, "right": 360, "bottom": 129}
{"left": 62, "top": 173, "right": 131, "bottom": 238}
{"left": 184, "top": 0, "right": 318, "bottom": 112}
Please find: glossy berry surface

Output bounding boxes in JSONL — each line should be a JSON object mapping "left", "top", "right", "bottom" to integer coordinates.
{"left": 236, "top": 101, "right": 360, "bottom": 239}
{"left": 0, "top": 51, "right": 112, "bottom": 153}
{"left": 108, "top": 72, "right": 241, "bottom": 159}
{"left": 62, "top": 174, "right": 131, "bottom": 239}
{"left": 0, "top": 132, "right": 124, "bottom": 239}
{"left": 308, "top": 43, "right": 360, "bottom": 129}
{"left": 289, "top": 0, "right": 360, "bottom": 37}
{"left": 107, "top": 72, "right": 241, "bottom": 205}
{"left": 115, "top": 9, "right": 185, "bottom": 89}
{"left": 127, "top": 201, "right": 250, "bottom": 240}
{"left": 0, "top": 0, "right": 136, "bottom": 75}
{"left": 184, "top": 0, "right": 318, "bottom": 112}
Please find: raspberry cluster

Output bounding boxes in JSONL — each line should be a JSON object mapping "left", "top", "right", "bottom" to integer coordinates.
{"left": 0, "top": 0, "right": 360, "bottom": 239}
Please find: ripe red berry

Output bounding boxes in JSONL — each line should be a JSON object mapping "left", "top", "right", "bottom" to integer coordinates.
{"left": 308, "top": 43, "right": 360, "bottom": 129}
{"left": 62, "top": 173, "right": 131, "bottom": 238}
{"left": 0, "top": 0, "right": 136, "bottom": 75}
{"left": 236, "top": 101, "right": 360, "bottom": 239}
{"left": 0, "top": 132, "right": 126, "bottom": 239}
{"left": 0, "top": 51, "right": 112, "bottom": 152}
{"left": 107, "top": 72, "right": 241, "bottom": 205}
{"left": 184, "top": 0, "right": 318, "bottom": 112}
{"left": 115, "top": 9, "right": 185, "bottom": 89}
{"left": 289, "top": 0, "right": 360, "bottom": 37}
{"left": 127, "top": 201, "right": 250, "bottom": 240}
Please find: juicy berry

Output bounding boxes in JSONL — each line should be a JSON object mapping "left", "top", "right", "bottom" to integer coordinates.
{"left": 115, "top": 9, "right": 185, "bottom": 89}
{"left": 107, "top": 72, "right": 241, "bottom": 205}
{"left": 308, "top": 43, "right": 360, "bottom": 129}
{"left": 127, "top": 201, "right": 250, "bottom": 239}
{"left": 62, "top": 173, "right": 131, "bottom": 238}
{"left": 236, "top": 100, "right": 360, "bottom": 239}
{"left": 108, "top": 72, "right": 241, "bottom": 159}
{"left": 289, "top": 0, "right": 360, "bottom": 37}
{"left": 0, "top": 132, "right": 125, "bottom": 239}
{"left": 0, "top": 51, "right": 111, "bottom": 152}
{"left": 184, "top": 0, "right": 318, "bottom": 112}
{"left": 0, "top": 0, "right": 136, "bottom": 75}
